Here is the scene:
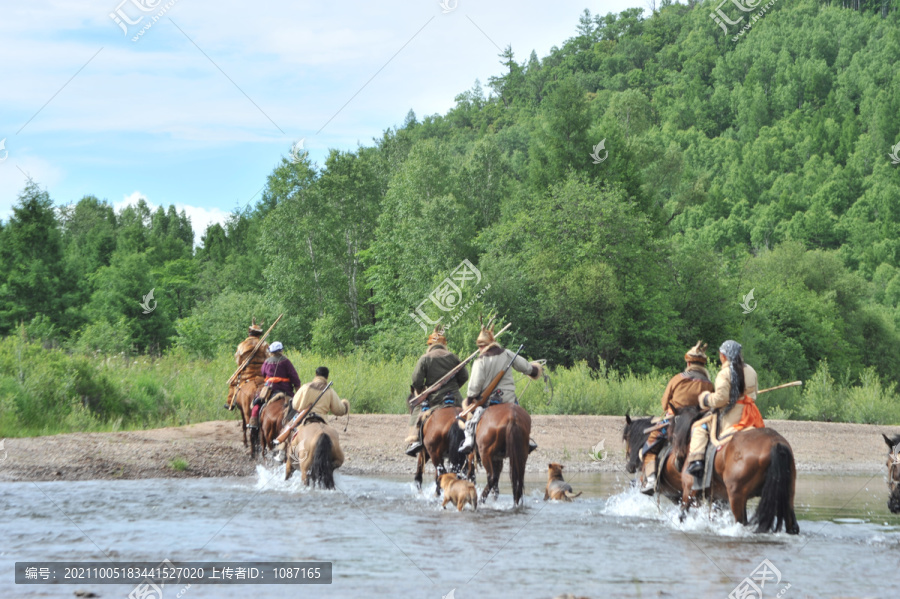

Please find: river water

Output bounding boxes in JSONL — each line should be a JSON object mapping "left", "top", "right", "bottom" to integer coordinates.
{"left": 2, "top": 467, "right": 898, "bottom": 598}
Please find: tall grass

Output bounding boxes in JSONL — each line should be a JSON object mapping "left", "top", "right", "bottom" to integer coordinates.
{"left": 0, "top": 335, "right": 898, "bottom": 437}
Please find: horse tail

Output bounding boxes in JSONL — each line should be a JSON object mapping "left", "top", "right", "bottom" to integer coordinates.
{"left": 754, "top": 443, "right": 798, "bottom": 534}
{"left": 447, "top": 419, "right": 466, "bottom": 472}
{"left": 507, "top": 417, "right": 527, "bottom": 505}
{"left": 310, "top": 433, "right": 335, "bottom": 490}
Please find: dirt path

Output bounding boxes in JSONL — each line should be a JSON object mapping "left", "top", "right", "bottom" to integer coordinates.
{"left": 0, "top": 416, "right": 895, "bottom": 482}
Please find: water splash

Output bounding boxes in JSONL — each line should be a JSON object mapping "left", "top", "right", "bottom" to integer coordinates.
{"left": 601, "top": 485, "right": 750, "bottom": 537}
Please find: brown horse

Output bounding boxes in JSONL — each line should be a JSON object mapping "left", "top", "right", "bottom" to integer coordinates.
{"left": 285, "top": 420, "right": 344, "bottom": 489}
{"left": 883, "top": 433, "right": 900, "bottom": 514}
{"left": 414, "top": 405, "right": 475, "bottom": 494}
{"left": 669, "top": 407, "right": 799, "bottom": 534}
{"left": 623, "top": 414, "right": 687, "bottom": 504}
{"left": 249, "top": 395, "right": 287, "bottom": 460}
{"left": 227, "top": 376, "right": 262, "bottom": 451}
{"left": 475, "top": 403, "right": 531, "bottom": 505}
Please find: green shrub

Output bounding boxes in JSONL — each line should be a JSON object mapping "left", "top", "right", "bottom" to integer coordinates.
{"left": 0, "top": 336, "right": 898, "bottom": 438}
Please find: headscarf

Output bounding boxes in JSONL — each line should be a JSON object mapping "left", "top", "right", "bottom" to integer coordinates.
{"left": 719, "top": 340, "right": 745, "bottom": 408}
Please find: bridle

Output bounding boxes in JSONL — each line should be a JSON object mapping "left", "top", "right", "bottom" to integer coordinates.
{"left": 888, "top": 447, "right": 900, "bottom": 493}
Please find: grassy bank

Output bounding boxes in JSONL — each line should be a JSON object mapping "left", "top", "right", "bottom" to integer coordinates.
{"left": 0, "top": 336, "right": 897, "bottom": 438}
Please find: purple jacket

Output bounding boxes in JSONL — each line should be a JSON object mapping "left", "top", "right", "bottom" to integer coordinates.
{"left": 261, "top": 356, "right": 302, "bottom": 397}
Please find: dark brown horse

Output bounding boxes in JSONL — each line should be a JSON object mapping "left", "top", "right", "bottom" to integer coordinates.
{"left": 883, "top": 433, "right": 900, "bottom": 514}
{"left": 475, "top": 403, "right": 531, "bottom": 505}
{"left": 670, "top": 407, "right": 800, "bottom": 534}
{"left": 623, "top": 414, "right": 687, "bottom": 503}
{"left": 414, "top": 405, "right": 475, "bottom": 494}
{"left": 227, "top": 377, "right": 262, "bottom": 452}
{"left": 249, "top": 395, "right": 288, "bottom": 460}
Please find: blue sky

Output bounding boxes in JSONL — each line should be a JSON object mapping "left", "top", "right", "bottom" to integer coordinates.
{"left": 0, "top": 0, "right": 645, "bottom": 243}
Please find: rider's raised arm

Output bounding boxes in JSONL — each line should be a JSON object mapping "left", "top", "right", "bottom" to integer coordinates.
{"left": 328, "top": 388, "right": 349, "bottom": 416}
{"left": 509, "top": 351, "right": 533, "bottom": 376}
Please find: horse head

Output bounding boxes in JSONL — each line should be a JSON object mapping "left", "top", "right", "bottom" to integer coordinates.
{"left": 883, "top": 434, "right": 900, "bottom": 514}
{"left": 671, "top": 406, "right": 702, "bottom": 465}
{"left": 622, "top": 413, "right": 651, "bottom": 474}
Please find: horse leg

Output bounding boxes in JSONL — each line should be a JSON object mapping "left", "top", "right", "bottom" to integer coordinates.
{"left": 240, "top": 405, "right": 248, "bottom": 447}
{"left": 301, "top": 452, "right": 310, "bottom": 486}
{"left": 679, "top": 469, "right": 696, "bottom": 521}
{"left": 728, "top": 484, "right": 749, "bottom": 525}
{"left": 491, "top": 458, "right": 503, "bottom": 500}
{"left": 433, "top": 448, "right": 447, "bottom": 497}
{"left": 284, "top": 452, "right": 293, "bottom": 481}
{"left": 480, "top": 453, "right": 494, "bottom": 502}
{"left": 414, "top": 450, "right": 424, "bottom": 491}
{"left": 466, "top": 453, "right": 476, "bottom": 484}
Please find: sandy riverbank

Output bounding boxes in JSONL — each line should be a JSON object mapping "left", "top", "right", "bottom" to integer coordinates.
{"left": 0, "top": 415, "right": 895, "bottom": 482}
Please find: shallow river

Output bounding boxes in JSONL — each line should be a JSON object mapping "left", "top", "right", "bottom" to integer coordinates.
{"left": 2, "top": 467, "right": 899, "bottom": 598}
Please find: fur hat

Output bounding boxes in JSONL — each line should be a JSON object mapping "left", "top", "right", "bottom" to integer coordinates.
{"left": 684, "top": 340, "right": 708, "bottom": 364}
{"left": 476, "top": 315, "right": 497, "bottom": 349}
{"left": 427, "top": 325, "right": 447, "bottom": 346}
{"left": 248, "top": 317, "right": 264, "bottom": 336}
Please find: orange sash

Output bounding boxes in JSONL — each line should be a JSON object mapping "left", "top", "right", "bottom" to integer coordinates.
{"left": 733, "top": 394, "right": 765, "bottom": 431}
{"left": 266, "top": 376, "right": 290, "bottom": 384}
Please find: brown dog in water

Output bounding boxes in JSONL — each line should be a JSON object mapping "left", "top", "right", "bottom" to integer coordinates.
{"left": 439, "top": 473, "right": 478, "bottom": 511}
{"left": 544, "top": 463, "right": 582, "bottom": 501}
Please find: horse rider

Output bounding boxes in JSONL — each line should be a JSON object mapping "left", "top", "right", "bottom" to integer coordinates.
{"left": 226, "top": 319, "right": 268, "bottom": 410}
{"left": 686, "top": 340, "right": 760, "bottom": 478}
{"left": 291, "top": 366, "right": 350, "bottom": 422}
{"left": 248, "top": 341, "right": 302, "bottom": 429}
{"left": 458, "top": 321, "right": 542, "bottom": 454}
{"left": 639, "top": 341, "right": 714, "bottom": 495}
{"left": 405, "top": 326, "right": 469, "bottom": 457}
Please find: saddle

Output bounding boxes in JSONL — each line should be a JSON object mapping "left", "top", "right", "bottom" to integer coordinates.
{"left": 417, "top": 396, "right": 458, "bottom": 443}
{"left": 653, "top": 444, "right": 673, "bottom": 494}
{"left": 301, "top": 412, "right": 327, "bottom": 427}
{"left": 691, "top": 442, "right": 719, "bottom": 491}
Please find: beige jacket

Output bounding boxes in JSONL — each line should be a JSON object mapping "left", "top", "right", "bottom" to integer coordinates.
{"left": 291, "top": 376, "right": 349, "bottom": 418}
{"left": 699, "top": 362, "right": 758, "bottom": 437}
{"left": 466, "top": 346, "right": 533, "bottom": 404}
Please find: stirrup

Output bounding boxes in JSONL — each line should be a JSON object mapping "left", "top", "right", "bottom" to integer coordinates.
{"left": 458, "top": 438, "right": 475, "bottom": 455}
{"left": 687, "top": 460, "right": 704, "bottom": 476}
{"left": 405, "top": 441, "right": 422, "bottom": 457}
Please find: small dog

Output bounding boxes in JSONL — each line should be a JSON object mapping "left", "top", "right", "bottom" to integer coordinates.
{"left": 439, "top": 473, "right": 478, "bottom": 511}
{"left": 544, "top": 463, "right": 582, "bottom": 501}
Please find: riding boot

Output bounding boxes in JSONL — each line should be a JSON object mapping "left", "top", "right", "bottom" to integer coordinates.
{"left": 687, "top": 460, "right": 704, "bottom": 476}
{"left": 405, "top": 412, "right": 425, "bottom": 457}
{"left": 640, "top": 455, "right": 657, "bottom": 496}
{"left": 459, "top": 407, "right": 483, "bottom": 454}
{"left": 528, "top": 439, "right": 538, "bottom": 453}
{"left": 247, "top": 404, "right": 261, "bottom": 428}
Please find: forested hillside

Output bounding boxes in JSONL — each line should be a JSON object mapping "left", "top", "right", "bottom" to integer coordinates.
{"left": 2, "top": 0, "right": 899, "bottom": 402}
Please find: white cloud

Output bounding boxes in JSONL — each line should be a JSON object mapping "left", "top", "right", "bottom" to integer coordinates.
{"left": 116, "top": 191, "right": 230, "bottom": 247}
